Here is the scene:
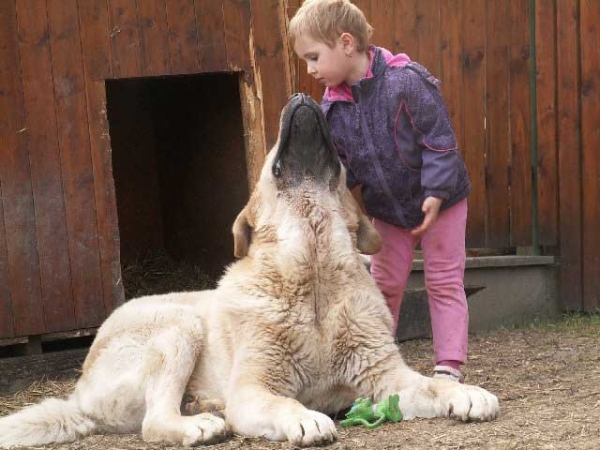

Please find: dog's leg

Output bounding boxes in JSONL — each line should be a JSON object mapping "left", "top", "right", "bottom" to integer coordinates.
{"left": 140, "top": 328, "right": 228, "bottom": 446}
{"left": 362, "top": 350, "right": 499, "bottom": 422}
{"left": 225, "top": 384, "right": 337, "bottom": 447}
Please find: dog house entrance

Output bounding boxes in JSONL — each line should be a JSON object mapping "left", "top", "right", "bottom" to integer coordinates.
{"left": 105, "top": 73, "right": 249, "bottom": 299}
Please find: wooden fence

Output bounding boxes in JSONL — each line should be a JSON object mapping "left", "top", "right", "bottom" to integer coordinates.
{"left": 0, "top": 0, "right": 598, "bottom": 344}
{"left": 288, "top": 0, "right": 599, "bottom": 312}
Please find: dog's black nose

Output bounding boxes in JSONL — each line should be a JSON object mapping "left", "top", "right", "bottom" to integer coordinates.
{"left": 289, "top": 93, "right": 314, "bottom": 105}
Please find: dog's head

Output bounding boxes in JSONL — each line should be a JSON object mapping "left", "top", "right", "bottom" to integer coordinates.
{"left": 232, "top": 93, "right": 380, "bottom": 259}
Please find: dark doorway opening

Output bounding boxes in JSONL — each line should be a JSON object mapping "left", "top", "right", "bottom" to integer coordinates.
{"left": 105, "top": 73, "right": 248, "bottom": 299}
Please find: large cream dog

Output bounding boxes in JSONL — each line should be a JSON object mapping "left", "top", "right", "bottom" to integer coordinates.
{"left": 0, "top": 94, "right": 498, "bottom": 448}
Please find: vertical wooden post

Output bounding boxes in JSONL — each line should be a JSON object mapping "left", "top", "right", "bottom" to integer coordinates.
{"left": 557, "top": 0, "right": 583, "bottom": 311}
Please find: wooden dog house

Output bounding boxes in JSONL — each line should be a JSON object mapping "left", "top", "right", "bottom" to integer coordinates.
{"left": 0, "top": 0, "right": 293, "bottom": 347}
{"left": 106, "top": 73, "right": 248, "bottom": 280}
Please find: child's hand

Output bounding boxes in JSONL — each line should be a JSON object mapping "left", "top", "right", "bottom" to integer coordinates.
{"left": 411, "top": 197, "right": 443, "bottom": 237}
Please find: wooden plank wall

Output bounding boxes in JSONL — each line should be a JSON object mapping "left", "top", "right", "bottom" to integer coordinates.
{"left": 579, "top": 0, "right": 600, "bottom": 312}
{"left": 1, "top": 0, "right": 598, "bottom": 340}
{"left": 0, "top": 1, "right": 46, "bottom": 337}
{"left": 0, "top": 0, "right": 292, "bottom": 339}
{"left": 536, "top": 0, "right": 599, "bottom": 312}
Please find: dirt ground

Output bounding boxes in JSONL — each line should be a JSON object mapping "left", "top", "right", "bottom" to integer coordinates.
{"left": 1, "top": 314, "right": 599, "bottom": 450}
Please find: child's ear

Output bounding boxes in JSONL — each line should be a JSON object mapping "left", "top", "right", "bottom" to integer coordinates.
{"left": 340, "top": 32, "right": 357, "bottom": 55}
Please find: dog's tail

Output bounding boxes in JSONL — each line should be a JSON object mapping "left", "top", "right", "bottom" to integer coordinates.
{"left": 0, "top": 395, "right": 96, "bottom": 448}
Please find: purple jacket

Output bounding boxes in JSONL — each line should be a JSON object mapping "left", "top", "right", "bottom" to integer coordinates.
{"left": 321, "top": 46, "right": 471, "bottom": 229}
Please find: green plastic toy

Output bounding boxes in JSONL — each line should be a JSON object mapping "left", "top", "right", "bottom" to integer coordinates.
{"left": 340, "top": 394, "right": 403, "bottom": 429}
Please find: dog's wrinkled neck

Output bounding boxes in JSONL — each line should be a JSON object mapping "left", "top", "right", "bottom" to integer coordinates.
{"left": 247, "top": 189, "right": 360, "bottom": 327}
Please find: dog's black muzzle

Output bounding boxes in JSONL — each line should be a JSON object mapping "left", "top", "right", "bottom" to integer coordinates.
{"left": 272, "top": 93, "right": 340, "bottom": 185}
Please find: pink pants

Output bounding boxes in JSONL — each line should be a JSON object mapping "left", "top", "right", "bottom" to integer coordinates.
{"left": 370, "top": 199, "right": 469, "bottom": 364}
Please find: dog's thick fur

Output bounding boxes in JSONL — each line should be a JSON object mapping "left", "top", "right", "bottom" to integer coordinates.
{"left": 0, "top": 94, "right": 498, "bottom": 448}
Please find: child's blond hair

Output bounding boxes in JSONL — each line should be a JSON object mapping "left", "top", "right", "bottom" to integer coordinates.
{"left": 289, "top": 0, "right": 373, "bottom": 52}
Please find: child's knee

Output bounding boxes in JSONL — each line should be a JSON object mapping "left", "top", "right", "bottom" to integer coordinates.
{"left": 373, "top": 277, "right": 405, "bottom": 300}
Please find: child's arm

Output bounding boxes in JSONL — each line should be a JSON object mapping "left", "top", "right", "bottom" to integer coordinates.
{"left": 396, "top": 66, "right": 464, "bottom": 235}
{"left": 402, "top": 66, "right": 463, "bottom": 202}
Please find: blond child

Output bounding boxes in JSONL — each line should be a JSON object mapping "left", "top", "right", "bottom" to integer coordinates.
{"left": 289, "top": 0, "right": 471, "bottom": 383}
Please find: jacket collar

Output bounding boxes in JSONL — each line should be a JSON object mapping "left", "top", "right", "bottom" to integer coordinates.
{"left": 324, "top": 46, "right": 411, "bottom": 103}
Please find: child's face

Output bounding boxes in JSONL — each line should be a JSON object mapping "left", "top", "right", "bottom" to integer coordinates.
{"left": 294, "top": 34, "right": 352, "bottom": 87}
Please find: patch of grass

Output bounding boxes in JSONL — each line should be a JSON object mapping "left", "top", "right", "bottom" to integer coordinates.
{"left": 516, "top": 312, "right": 600, "bottom": 336}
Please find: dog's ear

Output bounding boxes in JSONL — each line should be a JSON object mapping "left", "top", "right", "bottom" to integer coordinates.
{"left": 342, "top": 188, "right": 382, "bottom": 255}
{"left": 232, "top": 205, "right": 253, "bottom": 258}
{"left": 357, "top": 213, "right": 382, "bottom": 255}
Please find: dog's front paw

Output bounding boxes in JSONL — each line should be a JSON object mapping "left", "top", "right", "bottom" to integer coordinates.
{"left": 436, "top": 382, "right": 499, "bottom": 422}
{"left": 282, "top": 410, "right": 337, "bottom": 447}
{"left": 180, "top": 413, "right": 230, "bottom": 446}
{"left": 143, "top": 413, "right": 229, "bottom": 446}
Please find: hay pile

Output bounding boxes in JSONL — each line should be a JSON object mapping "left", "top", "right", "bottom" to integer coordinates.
{"left": 121, "top": 250, "right": 216, "bottom": 299}
{"left": 0, "top": 378, "right": 76, "bottom": 416}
